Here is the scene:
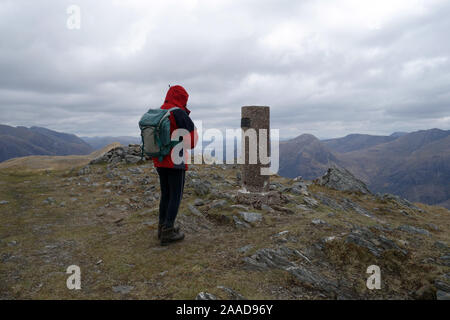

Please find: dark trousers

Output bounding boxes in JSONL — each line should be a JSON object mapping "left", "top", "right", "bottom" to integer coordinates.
{"left": 156, "top": 167, "right": 186, "bottom": 228}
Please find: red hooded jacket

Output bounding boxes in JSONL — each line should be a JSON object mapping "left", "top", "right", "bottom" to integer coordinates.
{"left": 152, "top": 85, "right": 198, "bottom": 170}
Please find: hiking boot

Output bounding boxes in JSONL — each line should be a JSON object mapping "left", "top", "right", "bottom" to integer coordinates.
{"left": 158, "top": 224, "right": 180, "bottom": 239}
{"left": 160, "top": 226, "right": 185, "bottom": 246}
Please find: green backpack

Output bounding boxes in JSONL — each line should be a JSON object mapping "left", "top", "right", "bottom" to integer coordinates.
{"left": 139, "top": 107, "right": 181, "bottom": 161}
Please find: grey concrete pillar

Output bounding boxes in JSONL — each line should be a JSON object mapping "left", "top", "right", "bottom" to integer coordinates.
{"left": 241, "top": 106, "right": 270, "bottom": 193}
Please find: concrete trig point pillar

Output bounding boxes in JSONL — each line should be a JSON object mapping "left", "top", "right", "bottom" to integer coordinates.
{"left": 237, "top": 106, "right": 286, "bottom": 207}
{"left": 241, "top": 106, "right": 270, "bottom": 192}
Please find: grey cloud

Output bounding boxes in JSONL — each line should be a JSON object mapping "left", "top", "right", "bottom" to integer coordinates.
{"left": 0, "top": 0, "right": 449, "bottom": 139}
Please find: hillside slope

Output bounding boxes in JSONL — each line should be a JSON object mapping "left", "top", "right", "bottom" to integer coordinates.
{"left": 322, "top": 133, "right": 399, "bottom": 153}
{"left": 339, "top": 129, "right": 450, "bottom": 206}
{"left": 279, "top": 134, "right": 341, "bottom": 180}
{"left": 0, "top": 125, "right": 93, "bottom": 162}
{"left": 0, "top": 143, "right": 120, "bottom": 171}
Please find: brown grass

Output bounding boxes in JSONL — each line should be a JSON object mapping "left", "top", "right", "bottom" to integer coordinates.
{"left": 0, "top": 143, "right": 121, "bottom": 171}
{"left": 0, "top": 161, "right": 449, "bottom": 300}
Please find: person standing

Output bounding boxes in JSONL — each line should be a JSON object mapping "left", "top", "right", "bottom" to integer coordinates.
{"left": 152, "top": 85, "right": 198, "bottom": 246}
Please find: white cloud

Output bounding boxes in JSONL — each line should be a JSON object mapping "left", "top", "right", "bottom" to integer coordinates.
{"left": 402, "top": 57, "right": 448, "bottom": 77}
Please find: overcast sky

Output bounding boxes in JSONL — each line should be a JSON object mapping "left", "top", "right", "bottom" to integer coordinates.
{"left": 0, "top": 0, "right": 449, "bottom": 139}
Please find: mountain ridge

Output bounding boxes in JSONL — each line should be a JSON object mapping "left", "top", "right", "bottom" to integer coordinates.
{"left": 279, "top": 134, "right": 341, "bottom": 180}
{"left": 0, "top": 124, "right": 93, "bottom": 162}
{"left": 280, "top": 128, "right": 450, "bottom": 208}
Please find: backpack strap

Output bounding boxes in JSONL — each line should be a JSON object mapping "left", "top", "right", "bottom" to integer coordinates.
{"left": 157, "top": 107, "right": 180, "bottom": 128}
{"left": 160, "top": 106, "right": 183, "bottom": 146}
{"left": 155, "top": 107, "right": 181, "bottom": 162}
{"left": 140, "top": 134, "right": 144, "bottom": 161}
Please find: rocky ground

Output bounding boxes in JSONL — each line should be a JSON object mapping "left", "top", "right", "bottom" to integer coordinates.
{"left": 0, "top": 145, "right": 449, "bottom": 300}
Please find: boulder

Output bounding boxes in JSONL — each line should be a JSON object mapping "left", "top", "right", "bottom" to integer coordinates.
{"left": 440, "top": 255, "right": 450, "bottom": 267}
{"left": 209, "top": 199, "right": 227, "bottom": 209}
{"left": 341, "top": 198, "right": 373, "bottom": 218}
{"left": 398, "top": 225, "right": 431, "bottom": 237}
{"left": 232, "top": 216, "right": 251, "bottom": 229}
{"left": 193, "top": 198, "right": 205, "bottom": 206}
{"left": 239, "top": 211, "right": 262, "bottom": 223}
{"left": 261, "top": 204, "right": 275, "bottom": 213}
{"left": 314, "top": 193, "right": 343, "bottom": 211}
{"left": 112, "top": 285, "right": 134, "bottom": 294}
{"left": 196, "top": 292, "right": 217, "bottom": 300}
{"left": 317, "top": 166, "right": 371, "bottom": 194}
{"left": 434, "top": 241, "right": 449, "bottom": 251}
{"left": 345, "top": 227, "right": 407, "bottom": 257}
{"left": 190, "top": 179, "right": 211, "bottom": 196}
{"left": 90, "top": 144, "right": 144, "bottom": 165}
{"left": 376, "top": 193, "right": 424, "bottom": 212}
{"left": 217, "top": 286, "right": 246, "bottom": 300}
{"left": 188, "top": 204, "right": 202, "bottom": 217}
{"left": 290, "top": 187, "right": 302, "bottom": 195}
{"left": 243, "top": 246, "right": 336, "bottom": 294}
{"left": 243, "top": 247, "right": 296, "bottom": 271}
{"left": 128, "top": 167, "right": 144, "bottom": 174}
{"left": 311, "top": 219, "right": 328, "bottom": 226}
{"left": 125, "top": 155, "right": 142, "bottom": 164}
{"left": 272, "top": 205, "right": 295, "bottom": 214}
{"left": 435, "top": 274, "right": 450, "bottom": 300}
{"left": 437, "top": 290, "right": 450, "bottom": 300}
{"left": 303, "top": 196, "right": 319, "bottom": 208}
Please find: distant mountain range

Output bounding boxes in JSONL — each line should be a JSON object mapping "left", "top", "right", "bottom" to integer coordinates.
{"left": 279, "top": 128, "right": 450, "bottom": 209}
{"left": 0, "top": 125, "right": 93, "bottom": 162}
{"left": 1, "top": 124, "right": 449, "bottom": 208}
{"left": 81, "top": 136, "right": 140, "bottom": 150}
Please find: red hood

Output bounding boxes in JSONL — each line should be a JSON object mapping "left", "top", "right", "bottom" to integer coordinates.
{"left": 162, "top": 85, "right": 190, "bottom": 114}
